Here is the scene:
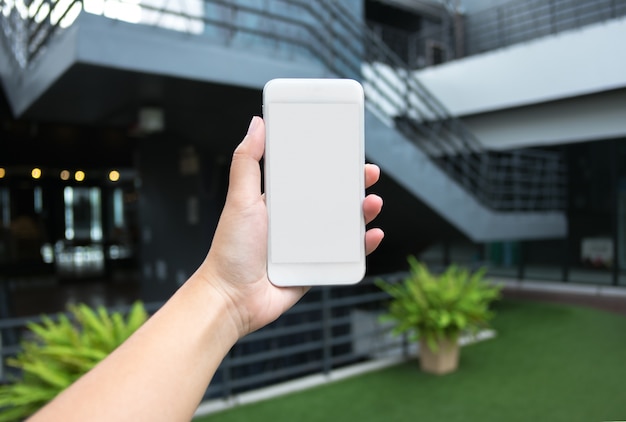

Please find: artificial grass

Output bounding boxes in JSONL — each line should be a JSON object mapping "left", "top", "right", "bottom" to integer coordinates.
{"left": 195, "top": 300, "right": 626, "bottom": 422}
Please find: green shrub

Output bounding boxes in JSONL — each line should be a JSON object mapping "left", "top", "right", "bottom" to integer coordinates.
{"left": 376, "top": 256, "right": 501, "bottom": 352}
{"left": 0, "top": 301, "right": 148, "bottom": 421}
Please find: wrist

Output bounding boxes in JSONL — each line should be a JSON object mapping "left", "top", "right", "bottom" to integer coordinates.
{"left": 185, "top": 270, "right": 249, "bottom": 342}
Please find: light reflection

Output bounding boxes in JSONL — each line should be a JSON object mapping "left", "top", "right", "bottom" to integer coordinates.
{"left": 34, "top": 186, "right": 43, "bottom": 213}
{"left": 83, "top": 0, "right": 203, "bottom": 33}
{"left": 41, "top": 243, "right": 54, "bottom": 264}
{"left": 3, "top": 0, "right": 204, "bottom": 35}
{"left": 28, "top": 0, "right": 50, "bottom": 23}
{"left": 113, "top": 188, "right": 124, "bottom": 228}
{"left": 64, "top": 186, "right": 74, "bottom": 240}
{"left": 49, "top": 0, "right": 81, "bottom": 28}
{"left": 55, "top": 244, "right": 105, "bottom": 278}
{"left": 90, "top": 187, "right": 102, "bottom": 241}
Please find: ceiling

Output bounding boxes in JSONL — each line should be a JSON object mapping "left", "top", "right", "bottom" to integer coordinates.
{"left": 1, "top": 64, "right": 264, "bottom": 171}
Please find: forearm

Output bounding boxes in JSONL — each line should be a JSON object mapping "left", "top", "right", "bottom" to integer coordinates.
{"left": 29, "top": 275, "right": 239, "bottom": 422}
{"left": 24, "top": 115, "right": 383, "bottom": 422}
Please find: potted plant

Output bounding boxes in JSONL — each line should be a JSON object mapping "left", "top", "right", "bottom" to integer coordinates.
{"left": 376, "top": 256, "right": 501, "bottom": 375}
{"left": 0, "top": 301, "right": 148, "bottom": 421}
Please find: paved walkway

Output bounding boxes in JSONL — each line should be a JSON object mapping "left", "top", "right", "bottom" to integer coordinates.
{"left": 502, "top": 287, "right": 626, "bottom": 316}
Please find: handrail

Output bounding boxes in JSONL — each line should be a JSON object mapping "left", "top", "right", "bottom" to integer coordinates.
{"left": 321, "top": 0, "right": 565, "bottom": 210}
{"left": 0, "top": 0, "right": 566, "bottom": 211}
{"left": 367, "top": 0, "right": 626, "bottom": 68}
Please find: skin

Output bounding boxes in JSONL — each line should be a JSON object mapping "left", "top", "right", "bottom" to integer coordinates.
{"left": 29, "top": 116, "right": 384, "bottom": 422}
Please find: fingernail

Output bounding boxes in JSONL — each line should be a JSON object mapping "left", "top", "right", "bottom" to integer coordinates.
{"left": 247, "top": 116, "right": 260, "bottom": 135}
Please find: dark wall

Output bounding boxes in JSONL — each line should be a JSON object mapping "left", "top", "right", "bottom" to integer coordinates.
{"left": 136, "top": 133, "right": 229, "bottom": 301}
{"left": 365, "top": 170, "right": 463, "bottom": 274}
{"left": 566, "top": 139, "right": 622, "bottom": 268}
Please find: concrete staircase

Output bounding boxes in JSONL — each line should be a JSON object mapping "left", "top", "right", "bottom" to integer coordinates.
{"left": 0, "top": 0, "right": 567, "bottom": 243}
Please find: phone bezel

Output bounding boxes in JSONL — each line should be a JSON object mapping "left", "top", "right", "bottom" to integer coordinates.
{"left": 263, "top": 78, "right": 366, "bottom": 286}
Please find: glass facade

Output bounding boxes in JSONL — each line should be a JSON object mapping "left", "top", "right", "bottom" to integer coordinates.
{"left": 417, "top": 139, "right": 625, "bottom": 287}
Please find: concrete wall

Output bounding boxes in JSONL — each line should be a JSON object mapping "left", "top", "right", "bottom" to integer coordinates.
{"left": 361, "top": 16, "right": 626, "bottom": 149}
{"left": 416, "top": 15, "right": 626, "bottom": 116}
{"left": 463, "top": 89, "right": 626, "bottom": 150}
{"left": 459, "top": 0, "right": 503, "bottom": 13}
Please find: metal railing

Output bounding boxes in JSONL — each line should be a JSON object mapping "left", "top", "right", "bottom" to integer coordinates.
{"left": 0, "top": 275, "right": 406, "bottom": 400}
{"left": 0, "top": 0, "right": 81, "bottom": 68}
{"left": 366, "top": 0, "right": 626, "bottom": 68}
{"left": 0, "top": 0, "right": 566, "bottom": 211}
{"left": 367, "top": 22, "right": 457, "bottom": 70}
{"left": 321, "top": 0, "right": 566, "bottom": 211}
{"left": 465, "top": 0, "right": 626, "bottom": 55}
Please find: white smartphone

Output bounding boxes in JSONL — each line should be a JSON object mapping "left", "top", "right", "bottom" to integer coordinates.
{"left": 263, "top": 78, "right": 365, "bottom": 286}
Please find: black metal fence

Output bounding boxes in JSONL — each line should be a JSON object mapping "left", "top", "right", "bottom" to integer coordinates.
{"left": 0, "top": 275, "right": 406, "bottom": 401}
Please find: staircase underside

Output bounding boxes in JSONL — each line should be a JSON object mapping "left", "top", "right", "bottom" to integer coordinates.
{"left": 0, "top": 13, "right": 329, "bottom": 123}
{"left": 365, "top": 109, "right": 567, "bottom": 242}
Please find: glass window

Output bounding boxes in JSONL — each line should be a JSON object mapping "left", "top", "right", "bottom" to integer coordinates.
{"left": 64, "top": 187, "right": 102, "bottom": 242}
{"left": 34, "top": 186, "right": 42, "bottom": 214}
{"left": 0, "top": 188, "right": 9, "bottom": 227}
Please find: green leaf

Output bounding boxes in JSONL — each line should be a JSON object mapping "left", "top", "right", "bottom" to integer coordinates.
{"left": 376, "top": 256, "right": 501, "bottom": 347}
{"left": 19, "top": 360, "right": 71, "bottom": 389}
{"left": 126, "top": 301, "right": 148, "bottom": 334}
{"left": 452, "top": 313, "right": 467, "bottom": 330}
{"left": 1, "top": 301, "right": 149, "bottom": 419}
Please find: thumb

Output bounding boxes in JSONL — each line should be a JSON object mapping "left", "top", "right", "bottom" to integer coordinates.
{"left": 227, "top": 116, "right": 265, "bottom": 203}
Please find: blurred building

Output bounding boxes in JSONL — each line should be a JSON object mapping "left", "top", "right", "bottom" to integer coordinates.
{"left": 0, "top": 0, "right": 624, "bottom": 318}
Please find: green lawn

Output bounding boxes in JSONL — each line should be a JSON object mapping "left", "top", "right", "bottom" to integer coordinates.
{"left": 196, "top": 300, "right": 626, "bottom": 422}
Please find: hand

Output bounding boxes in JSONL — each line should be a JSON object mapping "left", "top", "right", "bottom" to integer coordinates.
{"left": 198, "top": 116, "right": 384, "bottom": 337}
{"left": 26, "top": 116, "right": 384, "bottom": 422}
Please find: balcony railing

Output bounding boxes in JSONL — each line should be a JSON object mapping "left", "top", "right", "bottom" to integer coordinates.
{"left": 366, "top": 0, "right": 626, "bottom": 69}
{"left": 465, "top": 0, "right": 626, "bottom": 55}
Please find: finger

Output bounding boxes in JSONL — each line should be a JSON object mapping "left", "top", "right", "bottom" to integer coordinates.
{"left": 363, "top": 194, "right": 383, "bottom": 225}
{"left": 228, "top": 116, "right": 265, "bottom": 203}
{"left": 365, "top": 228, "right": 384, "bottom": 256}
{"left": 365, "top": 164, "right": 380, "bottom": 189}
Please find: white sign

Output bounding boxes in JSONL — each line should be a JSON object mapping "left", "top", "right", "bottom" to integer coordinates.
{"left": 581, "top": 237, "right": 613, "bottom": 267}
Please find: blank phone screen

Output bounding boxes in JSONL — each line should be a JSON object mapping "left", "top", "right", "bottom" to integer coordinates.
{"left": 267, "top": 102, "right": 362, "bottom": 264}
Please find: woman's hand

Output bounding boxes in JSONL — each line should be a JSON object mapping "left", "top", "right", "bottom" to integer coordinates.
{"left": 199, "top": 116, "right": 384, "bottom": 337}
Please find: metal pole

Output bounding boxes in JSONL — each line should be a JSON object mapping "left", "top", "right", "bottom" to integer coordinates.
{"left": 321, "top": 287, "right": 332, "bottom": 374}
{"left": 221, "top": 353, "right": 232, "bottom": 398}
{"left": 611, "top": 140, "right": 619, "bottom": 286}
{"left": 562, "top": 236, "right": 570, "bottom": 282}
{"left": 562, "top": 146, "right": 570, "bottom": 283}
{"left": 517, "top": 241, "right": 525, "bottom": 280}
{"left": 497, "top": 8, "right": 503, "bottom": 49}
{"left": 550, "top": 0, "right": 556, "bottom": 34}
{"left": 402, "top": 332, "right": 409, "bottom": 359}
